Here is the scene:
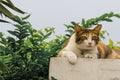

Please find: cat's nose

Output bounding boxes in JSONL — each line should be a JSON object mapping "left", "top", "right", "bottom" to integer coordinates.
{"left": 88, "top": 42, "right": 92, "bottom": 45}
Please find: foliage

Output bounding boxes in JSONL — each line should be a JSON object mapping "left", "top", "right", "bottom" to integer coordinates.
{"left": 99, "top": 30, "right": 109, "bottom": 39}
{"left": 81, "top": 12, "right": 120, "bottom": 28}
{"left": 108, "top": 39, "right": 120, "bottom": 49}
{"left": 0, "top": 0, "right": 25, "bottom": 23}
{"left": 0, "top": 16, "right": 66, "bottom": 80}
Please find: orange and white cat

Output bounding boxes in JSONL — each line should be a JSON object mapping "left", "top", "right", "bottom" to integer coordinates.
{"left": 58, "top": 24, "right": 120, "bottom": 64}
{"left": 58, "top": 24, "right": 102, "bottom": 64}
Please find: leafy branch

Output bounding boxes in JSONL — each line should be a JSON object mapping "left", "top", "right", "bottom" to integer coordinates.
{"left": 81, "top": 12, "right": 120, "bottom": 28}
{"left": 65, "top": 12, "right": 120, "bottom": 37}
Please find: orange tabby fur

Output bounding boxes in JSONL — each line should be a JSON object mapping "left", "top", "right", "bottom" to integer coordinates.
{"left": 97, "top": 40, "right": 120, "bottom": 59}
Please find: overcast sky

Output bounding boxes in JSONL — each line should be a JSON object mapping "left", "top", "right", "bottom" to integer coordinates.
{"left": 1, "top": 0, "right": 120, "bottom": 43}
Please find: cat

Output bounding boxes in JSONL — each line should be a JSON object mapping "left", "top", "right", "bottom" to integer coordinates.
{"left": 57, "top": 24, "right": 102, "bottom": 64}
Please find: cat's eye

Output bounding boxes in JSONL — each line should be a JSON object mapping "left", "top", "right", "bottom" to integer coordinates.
{"left": 80, "top": 36, "right": 87, "bottom": 40}
{"left": 92, "top": 36, "right": 99, "bottom": 40}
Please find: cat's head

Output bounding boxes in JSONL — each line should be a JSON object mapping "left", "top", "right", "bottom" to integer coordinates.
{"left": 74, "top": 24, "right": 102, "bottom": 50}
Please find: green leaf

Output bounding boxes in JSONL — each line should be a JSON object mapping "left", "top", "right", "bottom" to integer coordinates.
{"left": 22, "top": 14, "right": 31, "bottom": 20}
{"left": 7, "top": 37, "right": 15, "bottom": 43}
{"left": 113, "top": 46, "right": 120, "bottom": 50}
{"left": 103, "top": 18, "right": 113, "bottom": 22}
{"left": 13, "top": 16, "right": 23, "bottom": 24}
{"left": 108, "top": 12, "right": 114, "bottom": 17}
{"left": 86, "top": 20, "right": 92, "bottom": 27}
{"left": 24, "top": 38, "right": 33, "bottom": 47}
{"left": 108, "top": 39, "right": 114, "bottom": 48}
{"left": 71, "top": 21, "right": 77, "bottom": 25}
{"left": 0, "top": 19, "right": 10, "bottom": 23}
{"left": 0, "top": 45, "right": 5, "bottom": 52}
{"left": 99, "top": 13, "right": 108, "bottom": 20}
{"left": 117, "top": 41, "right": 120, "bottom": 45}
{"left": 44, "top": 32, "right": 52, "bottom": 39}
{"left": 0, "top": 4, "right": 14, "bottom": 19}
{"left": 8, "top": 30, "right": 19, "bottom": 37}
{"left": 2, "top": 0, "right": 25, "bottom": 14}
{"left": 0, "top": 32, "right": 3, "bottom": 37}
{"left": 0, "top": 61, "right": 9, "bottom": 72}
{"left": 51, "top": 76, "right": 57, "bottom": 80}
{"left": 81, "top": 18, "right": 86, "bottom": 26}
{"left": 114, "top": 14, "right": 120, "bottom": 18}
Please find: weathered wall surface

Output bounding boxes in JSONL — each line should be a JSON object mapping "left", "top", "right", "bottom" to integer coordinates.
{"left": 49, "top": 57, "right": 120, "bottom": 80}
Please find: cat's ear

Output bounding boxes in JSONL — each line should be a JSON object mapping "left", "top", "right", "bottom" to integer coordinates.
{"left": 93, "top": 24, "right": 102, "bottom": 33}
{"left": 74, "top": 24, "right": 82, "bottom": 32}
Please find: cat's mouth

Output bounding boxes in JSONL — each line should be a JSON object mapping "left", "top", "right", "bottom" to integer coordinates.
{"left": 87, "top": 45, "right": 93, "bottom": 49}
{"left": 81, "top": 46, "right": 94, "bottom": 50}
{"left": 87, "top": 45, "right": 93, "bottom": 47}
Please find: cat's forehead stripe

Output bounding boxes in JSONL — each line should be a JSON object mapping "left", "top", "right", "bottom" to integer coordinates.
{"left": 81, "top": 29, "right": 98, "bottom": 36}
{"left": 81, "top": 32, "right": 97, "bottom": 37}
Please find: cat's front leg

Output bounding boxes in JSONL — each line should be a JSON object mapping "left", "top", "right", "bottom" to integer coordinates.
{"left": 61, "top": 51, "right": 77, "bottom": 64}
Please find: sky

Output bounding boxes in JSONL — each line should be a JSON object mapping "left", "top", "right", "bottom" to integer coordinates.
{"left": 1, "top": 0, "right": 120, "bottom": 43}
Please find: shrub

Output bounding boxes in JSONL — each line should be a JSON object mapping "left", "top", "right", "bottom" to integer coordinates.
{"left": 0, "top": 15, "right": 66, "bottom": 80}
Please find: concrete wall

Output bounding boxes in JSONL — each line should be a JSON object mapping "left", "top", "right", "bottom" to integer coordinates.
{"left": 49, "top": 57, "right": 120, "bottom": 80}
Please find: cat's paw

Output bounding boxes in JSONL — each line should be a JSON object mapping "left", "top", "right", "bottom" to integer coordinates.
{"left": 84, "top": 54, "right": 97, "bottom": 59}
{"left": 67, "top": 52, "right": 77, "bottom": 64}
{"left": 61, "top": 51, "right": 77, "bottom": 64}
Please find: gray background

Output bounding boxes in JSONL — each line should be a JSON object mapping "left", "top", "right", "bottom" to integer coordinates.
{"left": 0, "top": 0, "right": 120, "bottom": 43}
